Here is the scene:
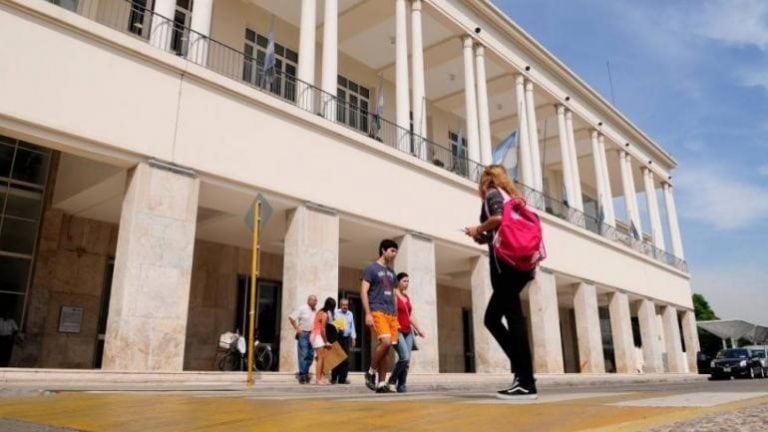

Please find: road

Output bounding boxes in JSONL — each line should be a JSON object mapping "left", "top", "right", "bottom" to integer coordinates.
{"left": 1, "top": 378, "right": 767, "bottom": 431}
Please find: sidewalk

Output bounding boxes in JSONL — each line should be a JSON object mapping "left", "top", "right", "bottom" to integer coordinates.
{"left": 0, "top": 368, "right": 707, "bottom": 393}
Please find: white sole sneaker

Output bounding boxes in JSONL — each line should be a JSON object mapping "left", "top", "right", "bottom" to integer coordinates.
{"left": 495, "top": 392, "right": 538, "bottom": 401}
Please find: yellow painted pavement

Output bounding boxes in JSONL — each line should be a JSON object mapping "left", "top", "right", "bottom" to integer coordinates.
{"left": 1, "top": 391, "right": 767, "bottom": 432}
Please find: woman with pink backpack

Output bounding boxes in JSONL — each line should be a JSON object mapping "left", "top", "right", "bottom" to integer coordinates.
{"left": 464, "top": 164, "right": 544, "bottom": 400}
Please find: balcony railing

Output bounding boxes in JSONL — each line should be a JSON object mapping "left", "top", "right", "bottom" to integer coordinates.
{"left": 44, "top": 0, "right": 687, "bottom": 273}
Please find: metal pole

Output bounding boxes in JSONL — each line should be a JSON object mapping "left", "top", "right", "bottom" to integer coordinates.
{"left": 246, "top": 200, "right": 262, "bottom": 386}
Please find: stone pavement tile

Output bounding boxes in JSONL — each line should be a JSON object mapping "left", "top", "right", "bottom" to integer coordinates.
{"left": 0, "top": 419, "right": 80, "bottom": 432}
{"left": 609, "top": 392, "right": 768, "bottom": 408}
{"left": 647, "top": 404, "right": 768, "bottom": 432}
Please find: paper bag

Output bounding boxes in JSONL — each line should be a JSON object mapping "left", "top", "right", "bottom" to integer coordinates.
{"left": 322, "top": 341, "right": 348, "bottom": 375}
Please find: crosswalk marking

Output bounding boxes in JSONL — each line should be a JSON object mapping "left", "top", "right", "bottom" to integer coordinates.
{"left": 609, "top": 392, "right": 768, "bottom": 407}
{"left": 463, "top": 392, "right": 631, "bottom": 405}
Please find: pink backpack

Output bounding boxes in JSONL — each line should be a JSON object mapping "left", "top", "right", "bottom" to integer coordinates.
{"left": 488, "top": 188, "right": 546, "bottom": 271}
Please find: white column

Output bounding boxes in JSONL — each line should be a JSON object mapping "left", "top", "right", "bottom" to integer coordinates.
{"left": 515, "top": 75, "right": 533, "bottom": 186}
{"left": 590, "top": 130, "right": 607, "bottom": 224}
{"left": 462, "top": 36, "right": 481, "bottom": 165}
{"left": 395, "top": 234, "right": 438, "bottom": 373}
{"left": 608, "top": 292, "right": 636, "bottom": 373}
{"left": 528, "top": 270, "right": 564, "bottom": 373}
{"left": 320, "top": 0, "right": 338, "bottom": 120}
{"left": 637, "top": 299, "right": 663, "bottom": 373}
{"left": 395, "top": 0, "right": 411, "bottom": 152}
{"left": 662, "top": 306, "right": 685, "bottom": 373}
{"left": 475, "top": 45, "right": 492, "bottom": 166}
{"left": 619, "top": 151, "right": 642, "bottom": 235}
{"left": 279, "top": 205, "right": 339, "bottom": 372}
{"left": 598, "top": 134, "right": 616, "bottom": 226}
{"left": 526, "top": 81, "right": 543, "bottom": 191}
{"left": 470, "top": 256, "right": 508, "bottom": 373}
{"left": 663, "top": 183, "right": 685, "bottom": 259}
{"left": 643, "top": 168, "right": 666, "bottom": 250}
{"left": 102, "top": 162, "right": 199, "bottom": 371}
{"left": 297, "top": 0, "right": 317, "bottom": 111}
{"left": 556, "top": 105, "right": 576, "bottom": 205}
{"left": 78, "top": 0, "right": 100, "bottom": 20}
{"left": 411, "top": 0, "right": 428, "bottom": 160}
{"left": 187, "top": 0, "right": 214, "bottom": 66}
{"left": 150, "top": 0, "right": 177, "bottom": 51}
{"left": 681, "top": 310, "right": 700, "bottom": 373}
{"left": 573, "top": 282, "right": 604, "bottom": 373}
{"left": 565, "top": 110, "right": 583, "bottom": 211}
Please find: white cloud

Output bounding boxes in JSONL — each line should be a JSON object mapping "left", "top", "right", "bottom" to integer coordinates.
{"left": 759, "top": 164, "right": 768, "bottom": 176}
{"left": 740, "top": 68, "right": 768, "bottom": 91}
{"left": 675, "top": 165, "right": 768, "bottom": 229}
{"left": 688, "top": 0, "right": 768, "bottom": 50}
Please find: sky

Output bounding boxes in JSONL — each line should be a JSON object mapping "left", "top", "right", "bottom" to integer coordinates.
{"left": 495, "top": 0, "right": 768, "bottom": 326}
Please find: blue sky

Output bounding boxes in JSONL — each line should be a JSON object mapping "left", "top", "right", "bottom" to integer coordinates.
{"left": 495, "top": 0, "right": 768, "bottom": 325}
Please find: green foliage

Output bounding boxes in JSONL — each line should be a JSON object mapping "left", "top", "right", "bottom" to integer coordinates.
{"left": 692, "top": 293, "right": 718, "bottom": 321}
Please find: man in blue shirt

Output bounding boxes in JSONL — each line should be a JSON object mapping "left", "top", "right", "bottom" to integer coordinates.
{"left": 331, "top": 298, "right": 357, "bottom": 384}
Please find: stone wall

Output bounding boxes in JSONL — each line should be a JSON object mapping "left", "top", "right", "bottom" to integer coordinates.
{"left": 437, "top": 284, "right": 471, "bottom": 372}
{"left": 13, "top": 209, "right": 117, "bottom": 368}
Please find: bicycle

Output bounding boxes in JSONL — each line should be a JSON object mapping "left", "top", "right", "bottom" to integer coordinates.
{"left": 216, "top": 330, "right": 274, "bottom": 372}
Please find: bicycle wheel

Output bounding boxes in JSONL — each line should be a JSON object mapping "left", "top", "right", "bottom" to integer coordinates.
{"left": 255, "top": 345, "right": 273, "bottom": 371}
{"left": 217, "top": 352, "right": 238, "bottom": 371}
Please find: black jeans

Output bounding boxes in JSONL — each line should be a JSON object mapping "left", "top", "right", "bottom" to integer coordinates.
{"left": 331, "top": 335, "right": 351, "bottom": 383}
{"left": 484, "top": 259, "right": 535, "bottom": 387}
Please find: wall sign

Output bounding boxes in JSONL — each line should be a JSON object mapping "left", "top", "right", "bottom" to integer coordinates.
{"left": 58, "top": 306, "right": 84, "bottom": 334}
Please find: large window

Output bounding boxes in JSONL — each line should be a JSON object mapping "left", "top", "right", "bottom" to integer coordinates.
{"left": 170, "top": 0, "right": 193, "bottom": 56}
{"left": 337, "top": 75, "right": 370, "bottom": 133}
{"left": 242, "top": 29, "right": 298, "bottom": 102}
{"left": 128, "top": 0, "right": 153, "bottom": 38}
{"left": 449, "top": 130, "right": 468, "bottom": 176}
{"left": 0, "top": 135, "right": 51, "bottom": 333}
{"left": 46, "top": 0, "right": 79, "bottom": 12}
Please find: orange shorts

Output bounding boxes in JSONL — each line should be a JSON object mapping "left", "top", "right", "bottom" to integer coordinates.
{"left": 371, "top": 311, "right": 399, "bottom": 344}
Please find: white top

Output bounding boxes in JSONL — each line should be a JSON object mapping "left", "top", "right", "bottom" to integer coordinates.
{"left": 289, "top": 304, "right": 315, "bottom": 332}
{"left": 0, "top": 318, "right": 19, "bottom": 336}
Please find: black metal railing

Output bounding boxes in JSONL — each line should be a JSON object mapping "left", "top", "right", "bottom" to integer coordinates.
{"left": 45, "top": 0, "right": 685, "bottom": 272}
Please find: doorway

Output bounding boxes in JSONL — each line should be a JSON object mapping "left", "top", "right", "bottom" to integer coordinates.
{"left": 341, "top": 291, "right": 367, "bottom": 372}
{"left": 235, "top": 276, "right": 282, "bottom": 371}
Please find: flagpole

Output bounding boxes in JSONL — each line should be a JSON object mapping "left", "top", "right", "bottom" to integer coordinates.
{"left": 246, "top": 200, "right": 262, "bottom": 386}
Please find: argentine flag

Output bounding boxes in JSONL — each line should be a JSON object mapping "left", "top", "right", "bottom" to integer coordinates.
{"left": 492, "top": 129, "right": 519, "bottom": 180}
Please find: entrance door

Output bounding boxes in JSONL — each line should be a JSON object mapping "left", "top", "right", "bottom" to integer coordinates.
{"left": 462, "top": 308, "right": 475, "bottom": 373}
{"left": 342, "top": 292, "right": 366, "bottom": 372}
{"left": 93, "top": 258, "right": 115, "bottom": 368}
{"left": 235, "top": 276, "right": 282, "bottom": 371}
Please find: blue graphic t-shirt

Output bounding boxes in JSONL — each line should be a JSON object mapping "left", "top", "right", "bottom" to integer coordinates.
{"left": 362, "top": 262, "right": 397, "bottom": 315}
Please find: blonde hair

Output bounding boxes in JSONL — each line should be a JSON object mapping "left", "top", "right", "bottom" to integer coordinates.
{"left": 478, "top": 164, "right": 522, "bottom": 199}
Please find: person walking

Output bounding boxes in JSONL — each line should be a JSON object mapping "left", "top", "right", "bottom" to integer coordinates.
{"left": 331, "top": 298, "right": 356, "bottom": 384}
{"left": 361, "top": 239, "right": 399, "bottom": 393}
{"left": 310, "top": 297, "right": 336, "bottom": 385}
{"left": 464, "top": 164, "right": 538, "bottom": 400}
{"left": 387, "top": 272, "right": 426, "bottom": 393}
{"left": 288, "top": 295, "right": 317, "bottom": 384}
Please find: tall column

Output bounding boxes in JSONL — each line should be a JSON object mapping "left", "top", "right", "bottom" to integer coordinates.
{"left": 515, "top": 75, "right": 533, "bottom": 186}
{"left": 102, "top": 162, "right": 199, "bottom": 371}
{"left": 462, "top": 36, "right": 481, "bottom": 165}
{"left": 597, "top": 134, "right": 616, "bottom": 226}
{"left": 528, "top": 270, "right": 564, "bottom": 373}
{"left": 411, "top": 0, "right": 428, "bottom": 160}
{"left": 187, "top": 0, "right": 214, "bottom": 66}
{"left": 663, "top": 183, "right": 685, "bottom": 259}
{"left": 470, "top": 256, "right": 508, "bottom": 373}
{"left": 662, "top": 305, "right": 685, "bottom": 373}
{"left": 643, "top": 168, "right": 665, "bottom": 250}
{"left": 619, "top": 151, "right": 642, "bottom": 236}
{"left": 320, "top": 0, "right": 338, "bottom": 120}
{"left": 565, "top": 110, "right": 583, "bottom": 211}
{"left": 279, "top": 205, "right": 339, "bottom": 372}
{"left": 637, "top": 299, "right": 663, "bottom": 373}
{"left": 556, "top": 105, "right": 576, "bottom": 206}
{"left": 475, "top": 45, "right": 492, "bottom": 166}
{"left": 608, "top": 292, "right": 636, "bottom": 373}
{"left": 590, "top": 130, "right": 607, "bottom": 224}
{"left": 395, "top": 234, "right": 438, "bottom": 372}
{"left": 573, "top": 282, "right": 605, "bottom": 373}
{"left": 150, "top": 0, "right": 177, "bottom": 51}
{"left": 395, "top": 0, "right": 411, "bottom": 152}
{"left": 297, "top": 0, "right": 317, "bottom": 111}
{"left": 525, "top": 81, "right": 543, "bottom": 191}
{"left": 681, "top": 310, "right": 700, "bottom": 373}
{"left": 78, "top": 0, "right": 100, "bottom": 20}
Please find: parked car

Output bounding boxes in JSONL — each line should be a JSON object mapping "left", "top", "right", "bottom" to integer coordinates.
{"left": 696, "top": 351, "right": 712, "bottom": 374}
{"left": 710, "top": 348, "right": 765, "bottom": 379}
{"left": 741, "top": 345, "right": 768, "bottom": 376}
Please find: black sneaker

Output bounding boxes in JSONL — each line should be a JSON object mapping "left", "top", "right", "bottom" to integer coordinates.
{"left": 365, "top": 371, "right": 376, "bottom": 391}
{"left": 496, "top": 384, "right": 538, "bottom": 400}
{"left": 376, "top": 384, "right": 393, "bottom": 393}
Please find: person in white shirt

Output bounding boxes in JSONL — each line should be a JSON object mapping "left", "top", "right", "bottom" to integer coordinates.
{"left": 288, "top": 295, "right": 317, "bottom": 384}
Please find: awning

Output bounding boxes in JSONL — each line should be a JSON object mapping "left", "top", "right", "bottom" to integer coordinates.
{"left": 697, "top": 320, "right": 768, "bottom": 344}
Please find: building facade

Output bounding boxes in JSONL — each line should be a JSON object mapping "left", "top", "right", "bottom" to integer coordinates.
{"left": 0, "top": 0, "right": 699, "bottom": 375}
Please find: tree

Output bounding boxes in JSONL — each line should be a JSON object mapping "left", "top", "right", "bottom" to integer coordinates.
{"left": 693, "top": 293, "right": 718, "bottom": 321}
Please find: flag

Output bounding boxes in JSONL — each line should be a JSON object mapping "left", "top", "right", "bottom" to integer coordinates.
{"left": 629, "top": 220, "right": 640, "bottom": 241}
{"left": 492, "top": 129, "right": 518, "bottom": 180}
{"left": 261, "top": 21, "right": 276, "bottom": 88}
{"left": 372, "top": 75, "right": 384, "bottom": 138}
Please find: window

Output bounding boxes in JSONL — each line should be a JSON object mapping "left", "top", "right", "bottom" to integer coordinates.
{"left": 337, "top": 75, "right": 370, "bottom": 133}
{"left": 0, "top": 135, "right": 51, "bottom": 330}
{"left": 242, "top": 29, "right": 298, "bottom": 102}
{"left": 128, "top": 0, "right": 153, "bottom": 39}
{"left": 47, "top": 0, "right": 79, "bottom": 12}
{"left": 170, "top": 0, "right": 193, "bottom": 56}
{"left": 449, "top": 131, "right": 468, "bottom": 176}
